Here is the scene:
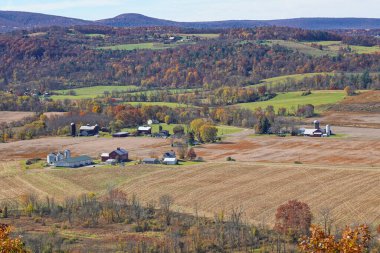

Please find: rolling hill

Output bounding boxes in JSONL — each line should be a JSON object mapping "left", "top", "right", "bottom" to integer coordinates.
{"left": 1, "top": 11, "right": 380, "bottom": 32}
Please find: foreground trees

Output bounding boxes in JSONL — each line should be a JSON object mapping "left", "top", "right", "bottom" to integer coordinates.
{"left": 0, "top": 224, "right": 28, "bottom": 253}
{"left": 299, "top": 224, "right": 371, "bottom": 253}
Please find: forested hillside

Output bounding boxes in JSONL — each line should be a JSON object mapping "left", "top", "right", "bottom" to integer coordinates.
{"left": 0, "top": 26, "right": 379, "bottom": 93}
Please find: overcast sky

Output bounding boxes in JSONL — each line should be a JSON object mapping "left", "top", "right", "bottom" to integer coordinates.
{"left": 1, "top": 0, "right": 380, "bottom": 21}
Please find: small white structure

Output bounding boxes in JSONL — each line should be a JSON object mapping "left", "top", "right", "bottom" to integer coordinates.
{"left": 163, "top": 157, "right": 178, "bottom": 165}
{"left": 326, "top": 125, "right": 331, "bottom": 136}
{"left": 303, "top": 129, "right": 323, "bottom": 137}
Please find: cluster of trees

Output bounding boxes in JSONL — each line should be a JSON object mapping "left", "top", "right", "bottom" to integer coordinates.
{"left": 270, "top": 71, "right": 380, "bottom": 93}
{"left": 1, "top": 195, "right": 378, "bottom": 252}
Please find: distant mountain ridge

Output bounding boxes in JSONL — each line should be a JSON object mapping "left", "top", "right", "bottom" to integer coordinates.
{"left": 1, "top": 11, "right": 380, "bottom": 32}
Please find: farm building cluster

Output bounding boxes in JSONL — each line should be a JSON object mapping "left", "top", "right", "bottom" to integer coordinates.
{"left": 300, "top": 120, "right": 332, "bottom": 137}
{"left": 47, "top": 147, "right": 179, "bottom": 168}
{"left": 47, "top": 150, "right": 93, "bottom": 168}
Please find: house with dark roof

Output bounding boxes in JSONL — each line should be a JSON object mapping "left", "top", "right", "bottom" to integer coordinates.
{"left": 162, "top": 151, "right": 176, "bottom": 159}
{"left": 101, "top": 148, "right": 128, "bottom": 162}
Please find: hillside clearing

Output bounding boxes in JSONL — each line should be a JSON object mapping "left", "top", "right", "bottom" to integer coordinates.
{"left": 237, "top": 90, "right": 346, "bottom": 113}
{"left": 98, "top": 42, "right": 195, "bottom": 51}
{"left": 0, "top": 111, "right": 35, "bottom": 123}
{"left": 51, "top": 85, "right": 139, "bottom": 100}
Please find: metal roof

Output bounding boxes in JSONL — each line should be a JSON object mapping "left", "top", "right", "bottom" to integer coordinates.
{"left": 304, "top": 129, "right": 322, "bottom": 135}
{"left": 143, "top": 158, "right": 159, "bottom": 162}
{"left": 80, "top": 126, "right": 97, "bottom": 131}
{"left": 164, "top": 158, "right": 177, "bottom": 162}
{"left": 138, "top": 126, "right": 152, "bottom": 131}
{"left": 59, "top": 156, "right": 92, "bottom": 163}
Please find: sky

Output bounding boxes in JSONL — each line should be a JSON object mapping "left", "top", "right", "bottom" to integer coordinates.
{"left": 1, "top": 0, "right": 379, "bottom": 21}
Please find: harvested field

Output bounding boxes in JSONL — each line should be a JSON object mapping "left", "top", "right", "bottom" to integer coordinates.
{"left": 315, "top": 112, "right": 380, "bottom": 128}
{"left": 0, "top": 111, "right": 35, "bottom": 123}
{"left": 0, "top": 136, "right": 169, "bottom": 161}
{"left": 0, "top": 161, "right": 379, "bottom": 226}
{"left": 326, "top": 90, "right": 380, "bottom": 113}
{"left": 195, "top": 128, "right": 380, "bottom": 165}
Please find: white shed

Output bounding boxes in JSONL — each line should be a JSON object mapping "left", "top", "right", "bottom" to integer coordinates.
{"left": 163, "top": 157, "right": 178, "bottom": 165}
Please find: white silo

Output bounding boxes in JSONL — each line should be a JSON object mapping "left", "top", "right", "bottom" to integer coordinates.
{"left": 56, "top": 152, "right": 64, "bottom": 162}
{"left": 47, "top": 153, "right": 56, "bottom": 165}
{"left": 326, "top": 125, "right": 331, "bottom": 136}
{"left": 64, "top": 150, "right": 71, "bottom": 159}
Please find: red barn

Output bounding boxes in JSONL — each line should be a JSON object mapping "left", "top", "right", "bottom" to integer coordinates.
{"left": 101, "top": 148, "right": 128, "bottom": 162}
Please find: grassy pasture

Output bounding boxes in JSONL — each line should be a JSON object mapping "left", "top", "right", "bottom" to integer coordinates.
{"left": 122, "top": 123, "right": 243, "bottom": 137}
{"left": 237, "top": 90, "right": 346, "bottom": 113}
{"left": 248, "top": 72, "right": 335, "bottom": 88}
{"left": 124, "top": 102, "right": 192, "bottom": 108}
{"left": 51, "top": 85, "right": 139, "bottom": 100}
{"left": 178, "top": 33, "right": 220, "bottom": 39}
{"left": 265, "top": 40, "right": 337, "bottom": 56}
{"left": 98, "top": 41, "right": 195, "bottom": 51}
{"left": 304, "top": 41, "right": 380, "bottom": 54}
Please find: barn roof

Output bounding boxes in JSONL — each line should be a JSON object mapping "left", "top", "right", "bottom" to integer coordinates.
{"left": 80, "top": 126, "right": 97, "bottom": 131}
{"left": 114, "top": 148, "right": 128, "bottom": 156}
{"left": 138, "top": 126, "right": 152, "bottom": 131}
{"left": 304, "top": 129, "right": 322, "bottom": 135}
{"left": 60, "top": 156, "right": 92, "bottom": 163}
{"left": 164, "top": 158, "right": 177, "bottom": 162}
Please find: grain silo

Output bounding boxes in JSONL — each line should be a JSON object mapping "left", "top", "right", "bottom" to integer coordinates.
{"left": 326, "top": 125, "right": 331, "bottom": 136}
{"left": 313, "top": 120, "right": 320, "bottom": 129}
{"left": 70, "top": 123, "right": 76, "bottom": 137}
{"left": 64, "top": 150, "right": 71, "bottom": 159}
{"left": 47, "top": 153, "right": 56, "bottom": 165}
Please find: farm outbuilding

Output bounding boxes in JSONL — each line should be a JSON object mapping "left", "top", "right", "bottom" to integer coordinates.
{"left": 55, "top": 156, "right": 93, "bottom": 168}
{"left": 80, "top": 125, "right": 99, "bottom": 136}
{"left": 112, "top": 132, "right": 129, "bottom": 137}
{"left": 163, "top": 151, "right": 176, "bottom": 159}
{"left": 138, "top": 126, "right": 152, "bottom": 135}
{"left": 303, "top": 129, "right": 323, "bottom": 137}
{"left": 163, "top": 157, "right": 178, "bottom": 165}
{"left": 143, "top": 158, "right": 161, "bottom": 164}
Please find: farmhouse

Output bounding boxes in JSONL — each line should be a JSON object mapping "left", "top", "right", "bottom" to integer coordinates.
{"left": 80, "top": 124, "right": 99, "bottom": 136}
{"left": 55, "top": 156, "right": 93, "bottom": 168}
{"left": 163, "top": 157, "right": 178, "bottom": 165}
{"left": 101, "top": 148, "right": 128, "bottom": 162}
{"left": 138, "top": 126, "right": 152, "bottom": 135}
{"left": 143, "top": 158, "right": 161, "bottom": 164}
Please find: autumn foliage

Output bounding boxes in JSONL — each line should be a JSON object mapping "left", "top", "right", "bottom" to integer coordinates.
{"left": 0, "top": 224, "right": 28, "bottom": 253}
{"left": 274, "top": 200, "right": 312, "bottom": 238}
{"left": 299, "top": 224, "right": 371, "bottom": 253}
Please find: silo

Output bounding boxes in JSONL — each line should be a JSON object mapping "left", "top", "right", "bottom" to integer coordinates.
{"left": 313, "top": 120, "right": 320, "bottom": 129}
{"left": 47, "top": 153, "right": 56, "bottom": 165}
{"left": 64, "top": 150, "right": 71, "bottom": 159}
{"left": 56, "top": 152, "right": 64, "bottom": 161}
{"left": 326, "top": 125, "right": 331, "bottom": 136}
{"left": 95, "top": 124, "right": 99, "bottom": 134}
{"left": 71, "top": 123, "right": 76, "bottom": 137}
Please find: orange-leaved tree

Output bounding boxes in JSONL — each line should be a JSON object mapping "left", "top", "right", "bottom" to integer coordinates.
{"left": 0, "top": 223, "right": 28, "bottom": 253}
{"left": 299, "top": 224, "right": 371, "bottom": 253}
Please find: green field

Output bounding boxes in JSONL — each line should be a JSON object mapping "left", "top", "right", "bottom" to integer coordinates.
{"left": 51, "top": 85, "right": 139, "bottom": 100}
{"left": 303, "top": 41, "right": 380, "bottom": 54}
{"left": 98, "top": 42, "right": 195, "bottom": 51}
{"left": 265, "top": 40, "right": 337, "bottom": 56}
{"left": 179, "top": 33, "right": 220, "bottom": 39}
{"left": 249, "top": 72, "right": 335, "bottom": 88}
{"left": 237, "top": 90, "right": 346, "bottom": 113}
{"left": 124, "top": 102, "right": 192, "bottom": 108}
{"left": 121, "top": 123, "right": 244, "bottom": 137}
